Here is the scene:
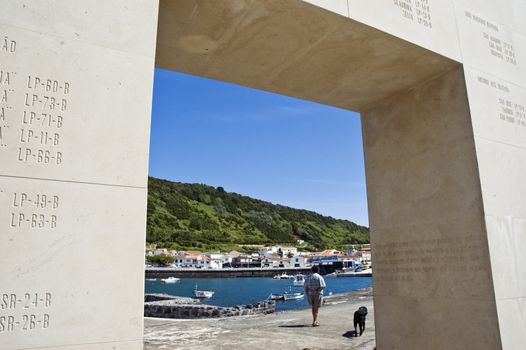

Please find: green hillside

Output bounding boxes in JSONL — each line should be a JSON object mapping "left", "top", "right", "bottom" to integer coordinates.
{"left": 147, "top": 176, "right": 369, "bottom": 252}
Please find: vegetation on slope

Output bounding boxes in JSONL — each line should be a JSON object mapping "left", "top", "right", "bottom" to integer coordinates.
{"left": 147, "top": 177, "right": 369, "bottom": 252}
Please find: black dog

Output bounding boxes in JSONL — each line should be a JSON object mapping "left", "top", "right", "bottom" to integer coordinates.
{"left": 353, "top": 306, "right": 368, "bottom": 336}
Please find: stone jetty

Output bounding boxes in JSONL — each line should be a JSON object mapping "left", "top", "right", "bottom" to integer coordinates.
{"left": 144, "top": 293, "right": 275, "bottom": 319}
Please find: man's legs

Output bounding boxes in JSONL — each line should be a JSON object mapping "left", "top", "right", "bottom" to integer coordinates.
{"left": 312, "top": 306, "right": 319, "bottom": 326}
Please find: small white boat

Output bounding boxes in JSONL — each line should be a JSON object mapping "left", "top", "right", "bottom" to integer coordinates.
{"left": 273, "top": 273, "right": 294, "bottom": 280}
{"left": 193, "top": 285, "right": 214, "bottom": 298}
{"left": 161, "top": 277, "right": 180, "bottom": 284}
{"left": 283, "top": 292, "right": 304, "bottom": 301}
{"left": 268, "top": 293, "right": 284, "bottom": 301}
{"left": 292, "top": 274, "right": 305, "bottom": 287}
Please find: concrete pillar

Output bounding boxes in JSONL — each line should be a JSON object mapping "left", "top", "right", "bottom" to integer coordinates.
{"left": 0, "top": 1, "right": 158, "bottom": 349}
{"left": 362, "top": 67, "right": 501, "bottom": 349}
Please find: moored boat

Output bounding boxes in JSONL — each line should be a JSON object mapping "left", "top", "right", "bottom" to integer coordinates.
{"left": 273, "top": 273, "right": 294, "bottom": 280}
{"left": 283, "top": 292, "right": 304, "bottom": 301}
{"left": 268, "top": 293, "right": 284, "bottom": 301}
{"left": 193, "top": 285, "right": 215, "bottom": 298}
{"left": 292, "top": 274, "right": 305, "bottom": 287}
{"left": 161, "top": 277, "right": 180, "bottom": 283}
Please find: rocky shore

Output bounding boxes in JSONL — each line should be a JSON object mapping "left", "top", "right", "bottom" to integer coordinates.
{"left": 144, "top": 288, "right": 375, "bottom": 350}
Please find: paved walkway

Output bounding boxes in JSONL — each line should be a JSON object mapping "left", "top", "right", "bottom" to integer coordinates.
{"left": 144, "top": 292, "right": 375, "bottom": 350}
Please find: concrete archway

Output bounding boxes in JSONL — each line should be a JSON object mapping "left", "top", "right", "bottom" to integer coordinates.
{"left": 154, "top": 1, "right": 522, "bottom": 349}
{"left": 1, "top": 1, "right": 524, "bottom": 349}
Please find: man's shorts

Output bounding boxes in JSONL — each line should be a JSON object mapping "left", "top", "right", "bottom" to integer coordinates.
{"left": 307, "top": 292, "right": 323, "bottom": 308}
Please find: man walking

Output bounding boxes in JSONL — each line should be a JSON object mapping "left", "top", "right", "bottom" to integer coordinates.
{"left": 304, "top": 265, "right": 326, "bottom": 327}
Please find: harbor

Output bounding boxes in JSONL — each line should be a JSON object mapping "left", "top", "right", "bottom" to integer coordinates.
{"left": 145, "top": 275, "right": 372, "bottom": 312}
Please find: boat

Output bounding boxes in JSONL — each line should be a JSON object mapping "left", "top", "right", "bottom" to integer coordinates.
{"left": 292, "top": 274, "right": 305, "bottom": 287}
{"left": 283, "top": 292, "right": 304, "bottom": 301}
{"left": 193, "top": 285, "right": 215, "bottom": 298}
{"left": 268, "top": 293, "right": 284, "bottom": 301}
{"left": 161, "top": 277, "right": 180, "bottom": 283}
{"left": 273, "top": 273, "right": 294, "bottom": 280}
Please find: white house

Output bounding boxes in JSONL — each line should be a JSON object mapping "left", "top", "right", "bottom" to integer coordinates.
{"left": 259, "top": 245, "right": 298, "bottom": 258}
{"left": 261, "top": 254, "right": 282, "bottom": 268}
{"left": 260, "top": 254, "right": 306, "bottom": 268}
{"left": 289, "top": 255, "right": 307, "bottom": 268}
{"left": 206, "top": 253, "right": 224, "bottom": 269}
{"left": 347, "top": 245, "right": 372, "bottom": 265}
{"left": 358, "top": 249, "right": 372, "bottom": 264}
{"left": 231, "top": 254, "right": 260, "bottom": 268}
{"left": 172, "top": 251, "right": 207, "bottom": 268}
{"left": 222, "top": 251, "right": 242, "bottom": 267}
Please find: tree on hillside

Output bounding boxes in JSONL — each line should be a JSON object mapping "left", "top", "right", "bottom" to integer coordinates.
{"left": 146, "top": 254, "right": 174, "bottom": 266}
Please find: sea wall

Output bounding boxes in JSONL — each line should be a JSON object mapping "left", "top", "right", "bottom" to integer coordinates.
{"left": 144, "top": 299, "right": 275, "bottom": 319}
{"left": 146, "top": 267, "right": 311, "bottom": 279}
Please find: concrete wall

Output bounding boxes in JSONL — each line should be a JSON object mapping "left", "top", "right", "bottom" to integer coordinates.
{"left": 0, "top": 1, "right": 158, "bottom": 349}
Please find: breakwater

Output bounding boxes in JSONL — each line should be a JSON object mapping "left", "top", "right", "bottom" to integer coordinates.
{"left": 144, "top": 294, "right": 275, "bottom": 319}
{"left": 336, "top": 272, "right": 373, "bottom": 277}
{"left": 145, "top": 267, "right": 311, "bottom": 278}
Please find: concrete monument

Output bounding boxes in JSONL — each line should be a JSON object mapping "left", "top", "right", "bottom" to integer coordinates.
{"left": 1, "top": 0, "right": 524, "bottom": 349}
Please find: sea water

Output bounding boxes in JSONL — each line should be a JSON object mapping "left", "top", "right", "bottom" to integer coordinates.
{"left": 145, "top": 275, "right": 372, "bottom": 312}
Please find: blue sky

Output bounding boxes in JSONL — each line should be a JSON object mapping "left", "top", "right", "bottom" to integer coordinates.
{"left": 149, "top": 68, "right": 369, "bottom": 226}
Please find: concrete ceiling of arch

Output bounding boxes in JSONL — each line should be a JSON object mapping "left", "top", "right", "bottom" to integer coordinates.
{"left": 156, "top": 0, "right": 458, "bottom": 112}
